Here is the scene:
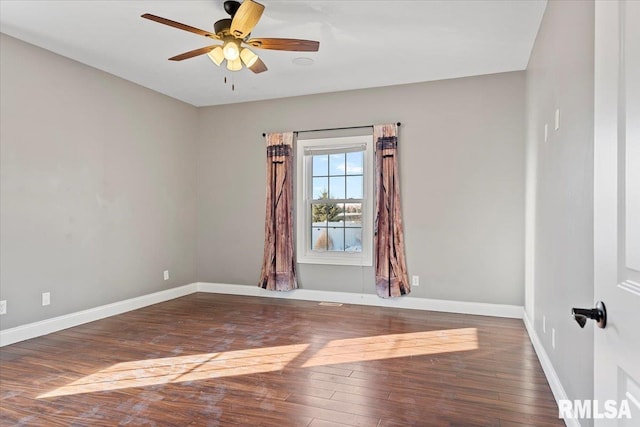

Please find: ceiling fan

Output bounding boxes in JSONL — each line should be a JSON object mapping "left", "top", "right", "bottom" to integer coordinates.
{"left": 141, "top": 0, "right": 320, "bottom": 74}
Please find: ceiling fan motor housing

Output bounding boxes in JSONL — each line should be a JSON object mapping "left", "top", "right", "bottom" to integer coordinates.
{"left": 214, "top": 18, "right": 232, "bottom": 35}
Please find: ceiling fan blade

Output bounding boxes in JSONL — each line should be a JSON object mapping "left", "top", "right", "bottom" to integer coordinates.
{"left": 168, "top": 45, "right": 222, "bottom": 61}
{"left": 246, "top": 38, "right": 319, "bottom": 52}
{"left": 230, "top": 0, "right": 265, "bottom": 39}
{"left": 249, "top": 58, "right": 268, "bottom": 74}
{"left": 141, "top": 13, "right": 219, "bottom": 39}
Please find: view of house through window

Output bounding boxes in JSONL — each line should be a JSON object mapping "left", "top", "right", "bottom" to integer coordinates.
{"left": 310, "top": 151, "right": 364, "bottom": 252}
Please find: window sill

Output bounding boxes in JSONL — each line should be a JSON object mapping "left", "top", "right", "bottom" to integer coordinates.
{"left": 297, "top": 253, "right": 372, "bottom": 267}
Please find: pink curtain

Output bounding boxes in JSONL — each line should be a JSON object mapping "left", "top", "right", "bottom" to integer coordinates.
{"left": 259, "top": 132, "right": 298, "bottom": 291}
{"left": 374, "top": 124, "right": 410, "bottom": 298}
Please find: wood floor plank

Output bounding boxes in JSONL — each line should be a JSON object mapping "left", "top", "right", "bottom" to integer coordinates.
{"left": 0, "top": 293, "right": 564, "bottom": 426}
{"left": 308, "top": 419, "right": 352, "bottom": 427}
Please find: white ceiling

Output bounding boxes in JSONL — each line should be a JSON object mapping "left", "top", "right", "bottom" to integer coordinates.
{"left": 0, "top": 0, "right": 546, "bottom": 107}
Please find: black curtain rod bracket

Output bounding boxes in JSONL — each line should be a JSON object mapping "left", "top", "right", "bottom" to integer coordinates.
{"left": 262, "top": 122, "right": 401, "bottom": 137}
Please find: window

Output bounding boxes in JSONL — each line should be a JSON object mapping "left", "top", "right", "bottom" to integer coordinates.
{"left": 296, "top": 135, "right": 374, "bottom": 266}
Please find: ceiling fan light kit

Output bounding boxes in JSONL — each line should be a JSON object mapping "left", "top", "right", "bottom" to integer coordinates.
{"left": 141, "top": 0, "right": 319, "bottom": 75}
{"left": 222, "top": 39, "right": 240, "bottom": 61}
{"left": 240, "top": 48, "right": 259, "bottom": 68}
{"left": 227, "top": 58, "right": 242, "bottom": 71}
{"left": 207, "top": 46, "right": 225, "bottom": 66}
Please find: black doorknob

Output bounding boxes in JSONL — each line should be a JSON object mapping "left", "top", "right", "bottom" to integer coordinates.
{"left": 571, "top": 301, "right": 607, "bottom": 329}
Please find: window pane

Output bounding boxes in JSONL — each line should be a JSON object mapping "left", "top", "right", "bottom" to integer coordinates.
{"left": 345, "top": 228, "right": 362, "bottom": 252}
{"left": 346, "top": 176, "right": 363, "bottom": 199}
{"left": 329, "top": 176, "right": 345, "bottom": 199}
{"left": 312, "top": 155, "right": 328, "bottom": 177}
{"left": 346, "top": 151, "right": 364, "bottom": 175}
{"left": 329, "top": 153, "right": 345, "bottom": 176}
{"left": 313, "top": 177, "right": 328, "bottom": 200}
{"left": 327, "top": 203, "right": 345, "bottom": 226}
{"left": 344, "top": 203, "right": 362, "bottom": 226}
{"left": 312, "top": 227, "right": 328, "bottom": 251}
{"left": 328, "top": 227, "right": 345, "bottom": 251}
{"left": 312, "top": 202, "right": 342, "bottom": 224}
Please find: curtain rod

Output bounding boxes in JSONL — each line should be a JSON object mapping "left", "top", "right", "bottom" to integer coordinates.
{"left": 262, "top": 122, "right": 401, "bottom": 137}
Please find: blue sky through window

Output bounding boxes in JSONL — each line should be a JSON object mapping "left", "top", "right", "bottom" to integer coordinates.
{"left": 312, "top": 152, "right": 364, "bottom": 200}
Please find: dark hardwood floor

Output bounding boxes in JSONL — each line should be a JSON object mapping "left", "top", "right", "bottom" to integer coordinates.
{"left": 0, "top": 293, "right": 563, "bottom": 426}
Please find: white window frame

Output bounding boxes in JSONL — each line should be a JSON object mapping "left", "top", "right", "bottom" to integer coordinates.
{"left": 296, "top": 135, "right": 374, "bottom": 266}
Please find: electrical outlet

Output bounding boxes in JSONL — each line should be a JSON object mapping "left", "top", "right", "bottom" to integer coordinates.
{"left": 543, "top": 315, "right": 546, "bottom": 333}
{"left": 552, "top": 328, "right": 556, "bottom": 349}
{"left": 163, "top": 270, "right": 169, "bottom": 281}
{"left": 42, "top": 292, "right": 50, "bottom": 306}
{"left": 0, "top": 300, "right": 6, "bottom": 315}
{"left": 555, "top": 108, "right": 560, "bottom": 130}
{"left": 412, "top": 275, "right": 419, "bottom": 287}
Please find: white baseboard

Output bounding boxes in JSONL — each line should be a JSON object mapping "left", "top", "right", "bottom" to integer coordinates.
{"left": 1, "top": 282, "right": 523, "bottom": 347}
{"left": 523, "top": 312, "right": 574, "bottom": 427}
{"left": 195, "top": 282, "right": 524, "bottom": 319}
{"left": 0, "top": 284, "right": 197, "bottom": 347}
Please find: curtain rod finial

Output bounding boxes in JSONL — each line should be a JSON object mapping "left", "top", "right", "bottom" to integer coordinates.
{"left": 397, "top": 122, "right": 401, "bottom": 127}
{"left": 262, "top": 133, "right": 266, "bottom": 137}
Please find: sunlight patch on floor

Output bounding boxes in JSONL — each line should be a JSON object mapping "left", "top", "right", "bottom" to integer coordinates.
{"left": 301, "top": 327, "right": 478, "bottom": 368}
{"left": 37, "top": 328, "right": 478, "bottom": 398}
{"left": 37, "top": 343, "right": 309, "bottom": 398}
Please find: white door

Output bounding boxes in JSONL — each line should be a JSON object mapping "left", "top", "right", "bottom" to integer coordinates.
{"left": 593, "top": 0, "right": 640, "bottom": 425}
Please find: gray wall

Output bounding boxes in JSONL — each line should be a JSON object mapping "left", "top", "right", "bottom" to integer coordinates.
{"left": 0, "top": 34, "right": 199, "bottom": 329}
{"left": 197, "top": 72, "right": 526, "bottom": 305}
{"left": 525, "top": 0, "right": 594, "bottom": 419}
{"left": 1, "top": 34, "right": 527, "bottom": 332}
